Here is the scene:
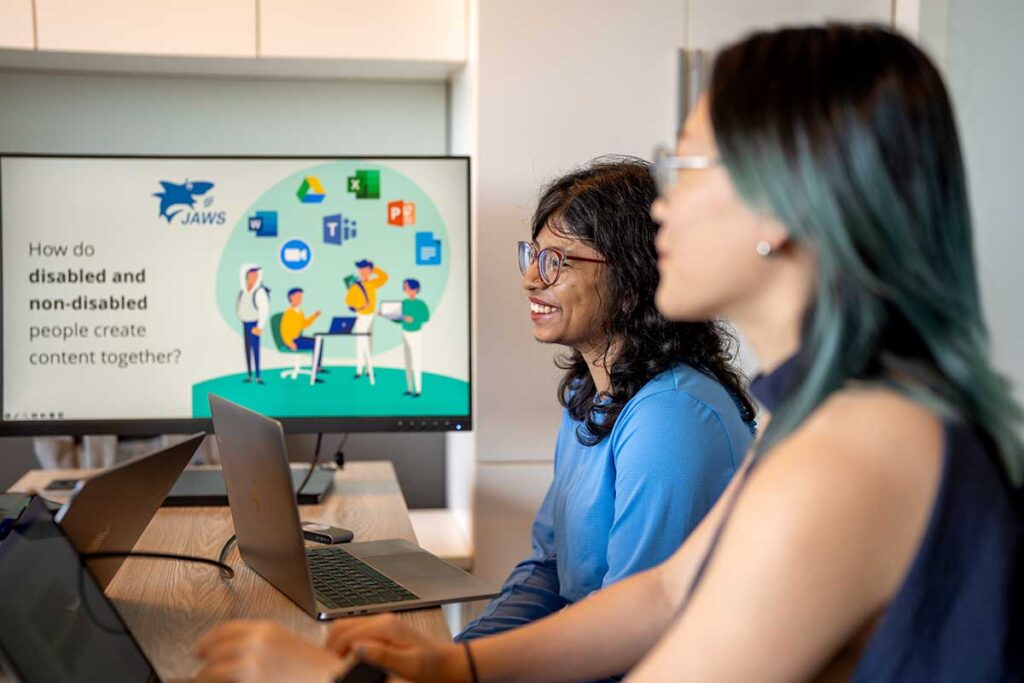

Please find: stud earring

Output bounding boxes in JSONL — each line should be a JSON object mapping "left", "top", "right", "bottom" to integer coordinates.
{"left": 756, "top": 240, "right": 773, "bottom": 257}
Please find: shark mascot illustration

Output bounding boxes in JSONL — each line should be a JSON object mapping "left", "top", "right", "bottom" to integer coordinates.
{"left": 153, "top": 180, "right": 214, "bottom": 222}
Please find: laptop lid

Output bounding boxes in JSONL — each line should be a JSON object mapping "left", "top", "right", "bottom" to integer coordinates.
{"left": 329, "top": 316, "right": 356, "bottom": 334}
{"left": 379, "top": 301, "right": 403, "bottom": 321}
{"left": 0, "top": 497, "right": 160, "bottom": 683}
{"left": 207, "top": 395, "right": 318, "bottom": 616}
{"left": 56, "top": 434, "right": 205, "bottom": 590}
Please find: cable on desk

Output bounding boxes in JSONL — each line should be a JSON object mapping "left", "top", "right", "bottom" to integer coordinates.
{"left": 80, "top": 551, "right": 235, "bottom": 579}
{"left": 296, "top": 431, "right": 325, "bottom": 496}
{"left": 77, "top": 551, "right": 235, "bottom": 636}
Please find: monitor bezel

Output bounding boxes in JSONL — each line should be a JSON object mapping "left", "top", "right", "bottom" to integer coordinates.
{"left": 0, "top": 153, "right": 473, "bottom": 435}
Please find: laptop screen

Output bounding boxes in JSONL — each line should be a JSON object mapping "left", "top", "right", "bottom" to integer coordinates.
{"left": 0, "top": 498, "right": 159, "bottom": 683}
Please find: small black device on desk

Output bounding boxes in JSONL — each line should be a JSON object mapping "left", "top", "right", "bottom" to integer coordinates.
{"left": 301, "top": 521, "right": 354, "bottom": 544}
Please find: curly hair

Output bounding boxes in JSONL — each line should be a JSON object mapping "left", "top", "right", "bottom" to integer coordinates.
{"left": 533, "top": 156, "right": 756, "bottom": 445}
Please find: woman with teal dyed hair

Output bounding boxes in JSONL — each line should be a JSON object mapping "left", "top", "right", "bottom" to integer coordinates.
{"left": 192, "top": 25, "right": 1023, "bottom": 682}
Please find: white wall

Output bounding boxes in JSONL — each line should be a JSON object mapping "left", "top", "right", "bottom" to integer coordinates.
{"left": 467, "top": 0, "right": 894, "bottom": 603}
{"left": 0, "top": 71, "right": 447, "bottom": 155}
{"left": 938, "top": 0, "right": 1024, "bottom": 407}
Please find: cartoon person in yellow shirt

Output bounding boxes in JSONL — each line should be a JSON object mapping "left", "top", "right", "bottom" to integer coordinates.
{"left": 344, "top": 259, "right": 388, "bottom": 384}
{"left": 280, "top": 287, "right": 323, "bottom": 368}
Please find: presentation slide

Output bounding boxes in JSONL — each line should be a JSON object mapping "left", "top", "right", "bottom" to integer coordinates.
{"left": 1, "top": 156, "right": 470, "bottom": 423}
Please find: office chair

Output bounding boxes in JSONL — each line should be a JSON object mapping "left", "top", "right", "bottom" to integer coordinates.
{"left": 270, "top": 312, "right": 314, "bottom": 380}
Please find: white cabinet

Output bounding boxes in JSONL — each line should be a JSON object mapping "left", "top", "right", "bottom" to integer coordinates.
{"left": 34, "top": 0, "right": 256, "bottom": 57}
{"left": 0, "top": 0, "right": 33, "bottom": 49}
{"left": 259, "top": 0, "right": 466, "bottom": 62}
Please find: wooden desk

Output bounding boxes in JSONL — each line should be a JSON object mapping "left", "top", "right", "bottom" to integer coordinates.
{"left": 8, "top": 462, "right": 450, "bottom": 682}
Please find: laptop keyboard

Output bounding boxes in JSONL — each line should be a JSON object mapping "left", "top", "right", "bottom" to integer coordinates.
{"left": 307, "top": 547, "right": 420, "bottom": 609}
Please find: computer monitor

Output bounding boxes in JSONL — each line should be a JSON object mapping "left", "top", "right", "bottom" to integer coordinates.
{"left": 0, "top": 155, "right": 471, "bottom": 435}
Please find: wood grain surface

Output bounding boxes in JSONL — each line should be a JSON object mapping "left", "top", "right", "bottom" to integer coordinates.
{"left": 9, "top": 462, "right": 450, "bottom": 682}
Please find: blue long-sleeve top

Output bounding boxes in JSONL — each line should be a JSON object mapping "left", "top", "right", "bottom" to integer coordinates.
{"left": 458, "top": 363, "right": 755, "bottom": 641}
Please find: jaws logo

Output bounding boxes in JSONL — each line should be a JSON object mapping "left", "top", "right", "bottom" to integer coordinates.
{"left": 153, "top": 180, "right": 227, "bottom": 226}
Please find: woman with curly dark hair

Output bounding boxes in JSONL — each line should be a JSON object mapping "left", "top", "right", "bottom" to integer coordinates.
{"left": 192, "top": 157, "right": 757, "bottom": 681}
{"left": 454, "top": 156, "right": 756, "bottom": 642}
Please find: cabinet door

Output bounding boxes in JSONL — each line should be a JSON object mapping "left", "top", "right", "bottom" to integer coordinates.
{"left": 0, "top": 0, "right": 33, "bottom": 49}
{"left": 35, "top": 0, "right": 256, "bottom": 57}
{"left": 259, "top": 0, "right": 466, "bottom": 62}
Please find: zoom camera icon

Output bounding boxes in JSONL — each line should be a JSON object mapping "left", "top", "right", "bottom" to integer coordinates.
{"left": 280, "top": 238, "right": 312, "bottom": 272}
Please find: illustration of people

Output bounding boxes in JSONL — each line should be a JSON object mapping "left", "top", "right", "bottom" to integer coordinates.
{"left": 236, "top": 264, "right": 270, "bottom": 384}
{"left": 281, "top": 287, "right": 323, "bottom": 369}
{"left": 393, "top": 278, "right": 430, "bottom": 397}
{"left": 344, "top": 259, "right": 389, "bottom": 385}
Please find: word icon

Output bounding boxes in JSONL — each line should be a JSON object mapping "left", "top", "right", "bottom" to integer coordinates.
{"left": 347, "top": 170, "right": 380, "bottom": 199}
{"left": 248, "top": 211, "right": 278, "bottom": 238}
{"left": 387, "top": 200, "right": 416, "bottom": 227}
{"left": 296, "top": 176, "right": 326, "bottom": 203}
{"left": 323, "top": 214, "right": 358, "bottom": 245}
{"left": 280, "top": 238, "right": 312, "bottom": 271}
{"left": 415, "top": 232, "right": 442, "bottom": 266}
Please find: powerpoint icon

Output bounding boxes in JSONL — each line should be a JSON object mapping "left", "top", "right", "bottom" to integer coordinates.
{"left": 387, "top": 200, "right": 416, "bottom": 227}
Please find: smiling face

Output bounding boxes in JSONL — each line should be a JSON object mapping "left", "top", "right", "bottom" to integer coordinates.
{"left": 523, "top": 224, "right": 608, "bottom": 352}
{"left": 651, "top": 96, "right": 790, "bottom": 322}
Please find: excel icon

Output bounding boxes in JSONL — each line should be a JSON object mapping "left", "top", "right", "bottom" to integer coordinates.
{"left": 347, "top": 170, "right": 380, "bottom": 199}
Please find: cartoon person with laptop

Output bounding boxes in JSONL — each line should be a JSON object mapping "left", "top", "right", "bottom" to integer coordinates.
{"left": 387, "top": 279, "right": 430, "bottom": 397}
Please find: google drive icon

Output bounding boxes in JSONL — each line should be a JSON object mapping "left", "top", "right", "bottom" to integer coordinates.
{"left": 296, "top": 176, "right": 326, "bottom": 203}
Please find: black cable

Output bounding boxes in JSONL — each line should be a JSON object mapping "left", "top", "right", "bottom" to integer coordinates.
{"left": 334, "top": 432, "right": 351, "bottom": 470}
{"left": 218, "top": 532, "right": 237, "bottom": 567}
{"left": 77, "top": 550, "right": 234, "bottom": 636}
{"left": 296, "top": 432, "right": 324, "bottom": 497}
{"left": 80, "top": 551, "right": 235, "bottom": 579}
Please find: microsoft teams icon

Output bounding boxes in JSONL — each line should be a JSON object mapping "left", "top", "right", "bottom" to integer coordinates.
{"left": 323, "top": 214, "right": 357, "bottom": 245}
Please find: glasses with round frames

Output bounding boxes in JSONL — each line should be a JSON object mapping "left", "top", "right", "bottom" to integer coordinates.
{"left": 517, "top": 240, "right": 606, "bottom": 285}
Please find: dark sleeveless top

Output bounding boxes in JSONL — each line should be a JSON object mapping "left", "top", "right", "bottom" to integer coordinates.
{"left": 748, "top": 358, "right": 1024, "bottom": 681}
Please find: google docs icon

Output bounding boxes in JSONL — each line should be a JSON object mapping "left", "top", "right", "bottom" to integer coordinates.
{"left": 415, "top": 232, "right": 442, "bottom": 266}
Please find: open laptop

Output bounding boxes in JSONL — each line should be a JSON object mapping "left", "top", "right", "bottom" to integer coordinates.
{"left": 208, "top": 395, "right": 498, "bottom": 619}
{"left": 379, "top": 300, "right": 403, "bottom": 321}
{"left": 327, "top": 316, "right": 357, "bottom": 334}
{"left": 56, "top": 433, "right": 205, "bottom": 589}
{"left": 0, "top": 497, "right": 160, "bottom": 682}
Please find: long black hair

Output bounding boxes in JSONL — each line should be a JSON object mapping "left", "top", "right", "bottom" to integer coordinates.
{"left": 707, "top": 25, "right": 1023, "bottom": 483}
{"left": 533, "top": 156, "right": 756, "bottom": 445}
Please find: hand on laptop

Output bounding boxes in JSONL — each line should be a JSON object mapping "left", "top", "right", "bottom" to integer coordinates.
{"left": 326, "top": 614, "right": 472, "bottom": 683}
{"left": 194, "top": 620, "right": 347, "bottom": 683}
